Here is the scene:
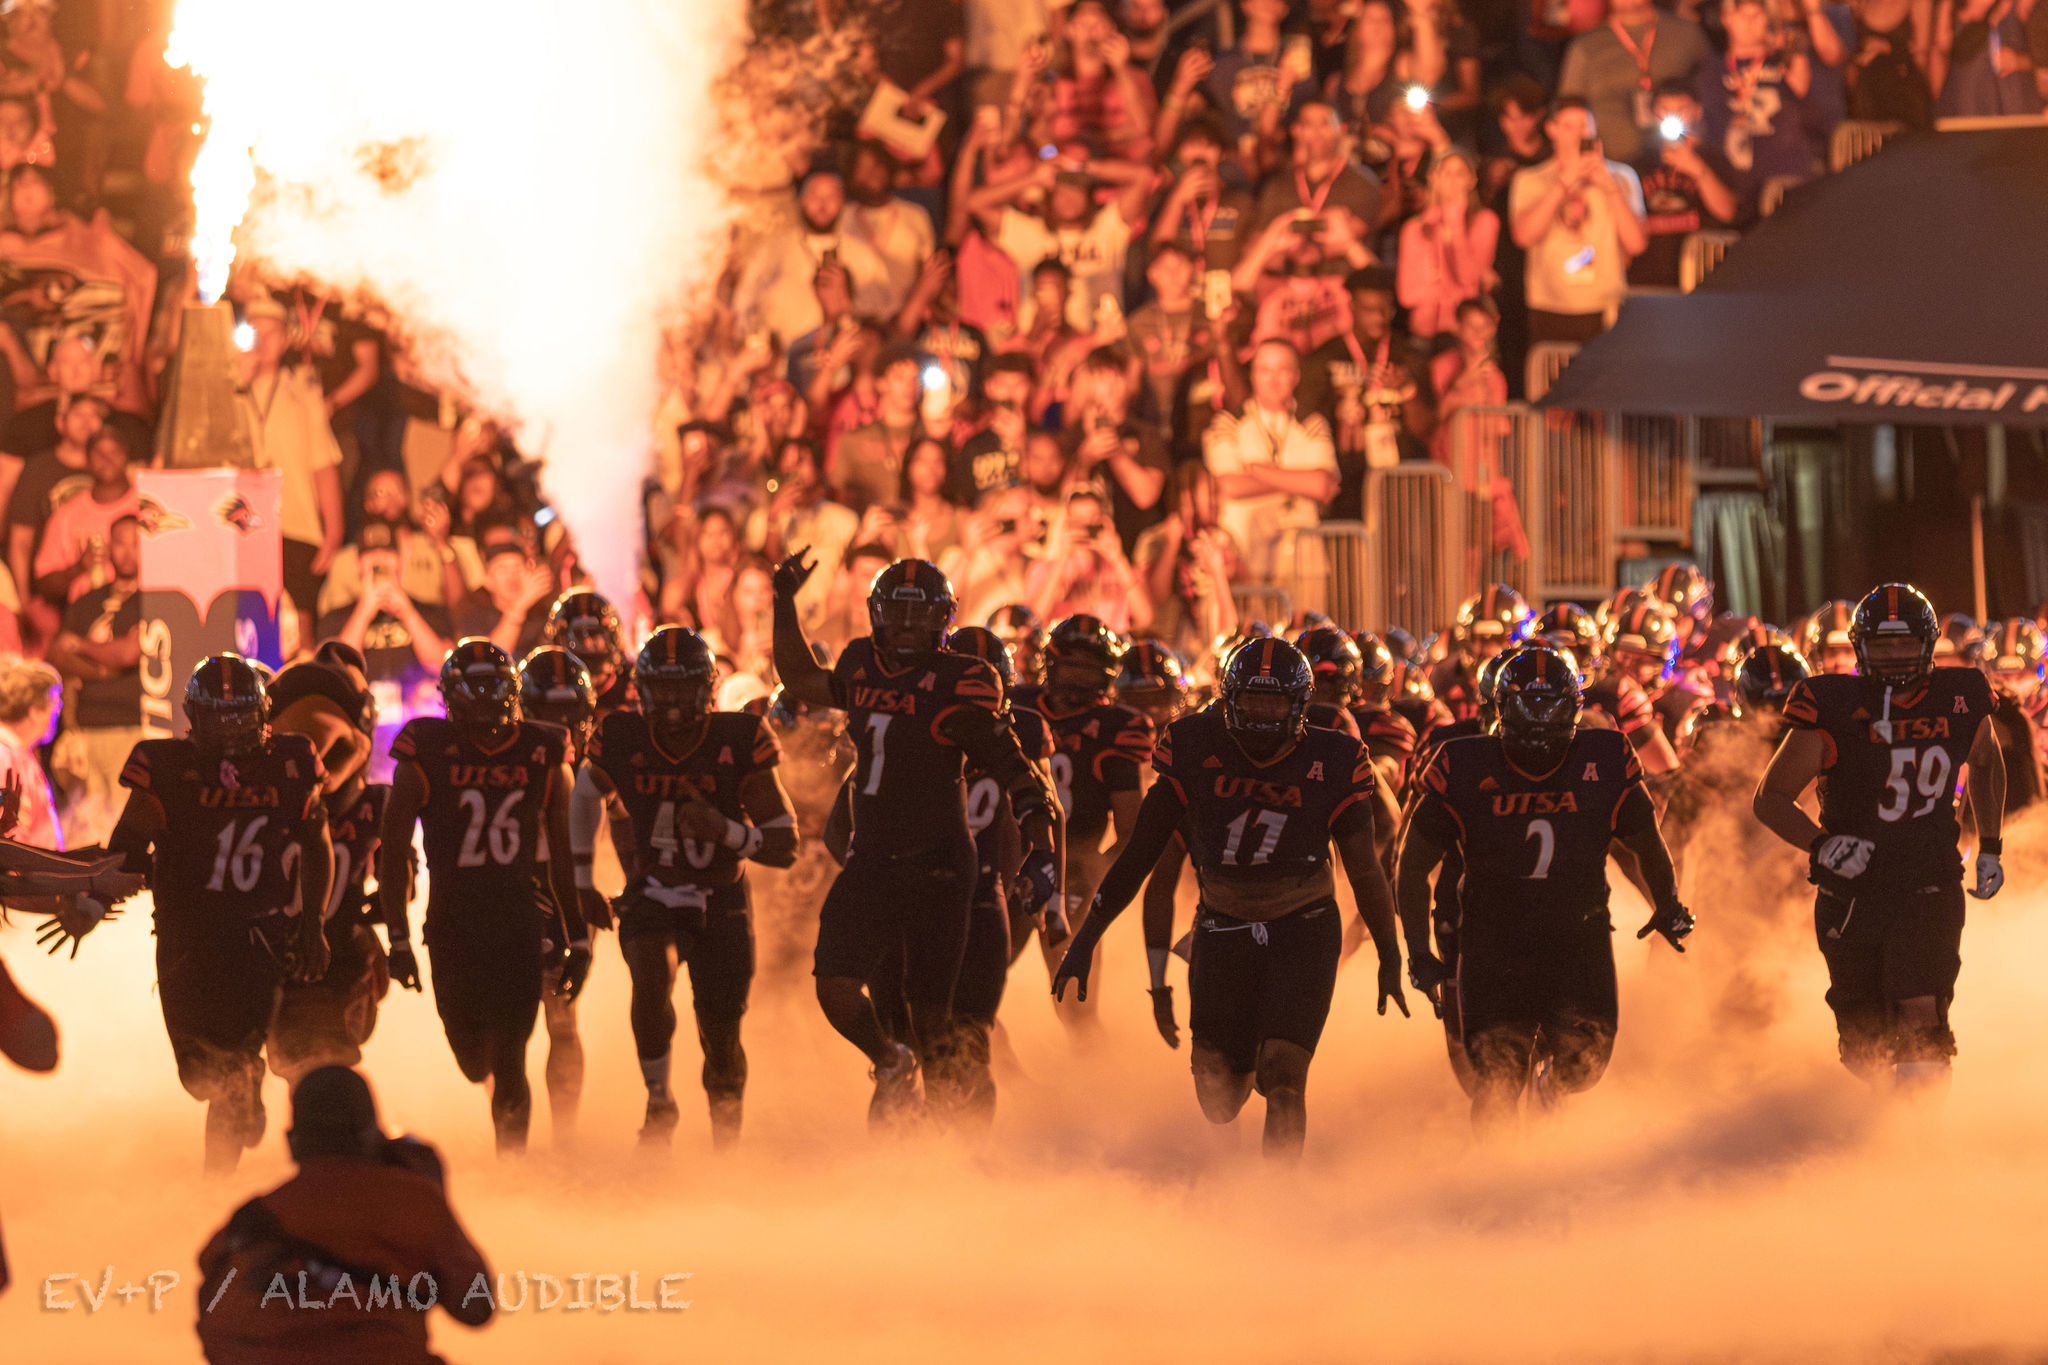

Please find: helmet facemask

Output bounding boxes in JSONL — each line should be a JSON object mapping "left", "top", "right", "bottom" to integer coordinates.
{"left": 446, "top": 666, "right": 519, "bottom": 746}
{"left": 643, "top": 675, "right": 714, "bottom": 753}
{"left": 1225, "top": 683, "right": 1301, "bottom": 758}
{"left": 189, "top": 699, "right": 268, "bottom": 760}
{"left": 874, "top": 598, "right": 952, "bottom": 667}
{"left": 1857, "top": 629, "right": 1932, "bottom": 690}
{"left": 1498, "top": 686, "right": 1579, "bottom": 775}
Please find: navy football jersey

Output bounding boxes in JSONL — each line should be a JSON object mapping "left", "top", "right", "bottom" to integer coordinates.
{"left": 1409, "top": 729, "right": 1648, "bottom": 946}
{"left": 829, "top": 637, "right": 1005, "bottom": 855}
{"left": 1428, "top": 658, "right": 1483, "bottom": 724}
{"left": 1011, "top": 685, "right": 1154, "bottom": 848}
{"left": 119, "top": 735, "right": 325, "bottom": 933}
{"left": 1583, "top": 669, "right": 1660, "bottom": 742}
{"left": 1305, "top": 700, "right": 1362, "bottom": 740}
{"left": 1781, "top": 666, "right": 1994, "bottom": 885}
{"left": 589, "top": 708, "right": 781, "bottom": 894}
{"left": 1349, "top": 702, "right": 1417, "bottom": 782}
{"left": 390, "top": 717, "right": 567, "bottom": 910}
{"left": 967, "top": 706, "right": 1053, "bottom": 838}
{"left": 323, "top": 782, "right": 388, "bottom": 924}
{"left": 1152, "top": 704, "right": 1378, "bottom": 917}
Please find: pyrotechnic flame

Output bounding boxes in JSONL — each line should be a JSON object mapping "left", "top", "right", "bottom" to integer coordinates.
{"left": 163, "top": 3, "right": 253, "bottom": 305}
{"left": 161, "top": 0, "right": 753, "bottom": 606}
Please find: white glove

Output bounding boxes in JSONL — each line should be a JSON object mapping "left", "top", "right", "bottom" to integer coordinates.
{"left": 1970, "top": 852, "right": 2004, "bottom": 900}
{"left": 1814, "top": 834, "right": 1875, "bottom": 880}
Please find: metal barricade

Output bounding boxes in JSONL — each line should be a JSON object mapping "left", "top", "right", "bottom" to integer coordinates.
{"left": 1829, "top": 119, "right": 1902, "bottom": 173}
{"left": 1230, "top": 583, "right": 1294, "bottom": 633}
{"left": 1615, "top": 414, "right": 1694, "bottom": 540}
{"left": 1696, "top": 415, "right": 1769, "bottom": 487}
{"left": 1308, "top": 521, "right": 1372, "bottom": 630}
{"left": 1524, "top": 343, "right": 1581, "bottom": 403}
{"left": 1678, "top": 229, "right": 1740, "bottom": 291}
{"left": 1447, "top": 405, "right": 1537, "bottom": 600}
{"left": 1539, "top": 407, "right": 1615, "bottom": 602}
{"left": 1361, "top": 465, "right": 1467, "bottom": 640}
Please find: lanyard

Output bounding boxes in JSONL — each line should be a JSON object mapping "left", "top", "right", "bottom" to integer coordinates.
{"left": 1342, "top": 329, "right": 1391, "bottom": 380}
{"left": 1292, "top": 165, "right": 1338, "bottom": 217}
{"left": 1609, "top": 17, "right": 1659, "bottom": 88}
{"left": 1188, "top": 194, "right": 1220, "bottom": 252}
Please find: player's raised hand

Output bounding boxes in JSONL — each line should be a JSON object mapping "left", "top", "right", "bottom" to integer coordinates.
{"left": 1149, "top": 985, "right": 1180, "bottom": 1048}
{"left": 388, "top": 941, "right": 422, "bottom": 992}
{"left": 1970, "top": 849, "right": 2004, "bottom": 900}
{"left": 1376, "top": 953, "right": 1410, "bottom": 1017}
{"left": 1637, "top": 896, "right": 1696, "bottom": 951}
{"left": 772, "top": 549, "right": 817, "bottom": 599}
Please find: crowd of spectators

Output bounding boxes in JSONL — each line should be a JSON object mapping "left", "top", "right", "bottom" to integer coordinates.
{"left": 0, "top": 0, "right": 2042, "bottom": 853}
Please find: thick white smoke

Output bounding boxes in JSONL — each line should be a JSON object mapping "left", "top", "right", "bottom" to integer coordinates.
{"left": 170, "top": 0, "right": 750, "bottom": 605}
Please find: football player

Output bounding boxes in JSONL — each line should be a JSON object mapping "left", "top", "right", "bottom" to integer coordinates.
{"left": 986, "top": 603, "right": 1048, "bottom": 688}
{"left": 1799, "top": 600, "right": 1859, "bottom": 675}
{"left": 1012, "top": 614, "right": 1155, "bottom": 1030}
{"left": 544, "top": 590, "right": 634, "bottom": 716}
{"left": 1431, "top": 586, "right": 1533, "bottom": 723}
{"left": 519, "top": 645, "right": 605, "bottom": 1140}
{"left": 1755, "top": 584, "right": 2004, "bottom": 1093}
{"left": 773, "top": 555, "right": 1060, "bottom": 1126}
{"left": 265, "top": 645, "right": 396, "bottom": 1086}
{"left": 1053, "top": 639, "right": 1407, "bottom": 1161}
{"left": 1402, "top": 647, "right": 1692, "bottom": 1132}
{"left": 380, "top": 640, "right": 584, "bottom": 1153}
{"left": 106, "top": 656, "right": 333, "bottom": 1172}
{"left": 576, "top": 628, "right": 798, "bottom": 1147}
{"left": 935, "top": 624, "right": 1059, "bottom": 1121}
{"left": 1346, "top": 631, "right": 1419, "bottom": 796}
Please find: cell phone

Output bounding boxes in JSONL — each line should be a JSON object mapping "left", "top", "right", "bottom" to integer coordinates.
{"left": 1291, "top": 217, "right": 1327, "bottom": 236}
{"left": 994, "top": 519, "right": 1018, "bottom": 535}
{"left": 1580, "top": 137, "right": 1599, "bottom": 153}
{"left": 1202, "top": 268, "right": 1233, "bottom": 314}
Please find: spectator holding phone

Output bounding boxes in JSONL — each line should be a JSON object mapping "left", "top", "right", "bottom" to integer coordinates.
{"left": 1024, "top": 488, "right": 1152, "bottom": 632}
{"left": 1509, "top": 98, "right": 1646, "bottom": 344}
{"left": 1056, "top": 347, "right": 1169, "bottom": 550}
{"left": 1630, "top": 82, "right": 1740, "bottom": 289}
{"left": 1557, "top": 0, "right": 1714, "bottom": 166}
{"left": 1397, "top": 146, "right": 1500, "bottom": 339}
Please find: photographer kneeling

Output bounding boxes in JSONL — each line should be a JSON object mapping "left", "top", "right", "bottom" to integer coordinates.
{"left": 197, "top": 1067, "right": 492, "bottom": 1365}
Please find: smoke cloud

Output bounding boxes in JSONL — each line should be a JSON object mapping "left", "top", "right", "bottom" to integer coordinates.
{"left": 6, "top": 802, "right": 2048, "bottom": 1362}
{"left": 171, "top": 0, "right": 753, "bottom": 606}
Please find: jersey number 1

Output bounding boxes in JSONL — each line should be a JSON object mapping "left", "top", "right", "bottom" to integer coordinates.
{"left": 862, "top": 714, "right": 891, "bottom": 796}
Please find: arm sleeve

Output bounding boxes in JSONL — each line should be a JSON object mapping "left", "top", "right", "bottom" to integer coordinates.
{"left": 1407, "top": 750, "right": 1464, "bottom": 848}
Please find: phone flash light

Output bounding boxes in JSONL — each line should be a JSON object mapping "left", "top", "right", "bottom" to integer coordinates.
{"left": 233, "top": 322, "right": 256, "bottom": 352}
{"left": 922, "top": 364, "right": 949, "bottom": 389}
{"left": 1660, "top": 114, "right": 1686, "bottom": 140}
{"left": 1404, "top": 85, "right": 1430, "bottom": 111}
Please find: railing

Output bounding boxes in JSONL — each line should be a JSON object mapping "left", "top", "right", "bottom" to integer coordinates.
{"left": 1268, "top": 395, "right": 1707, "bottom": 634}
{"left": 1361, "top": 465, "right": 1470, "bottom": 639}
{"left": 1679, "top": 229, "right": 1741, "bottom": 291}
{"left": 1829, "top": 119, "right": 1903, "bottom": 173}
